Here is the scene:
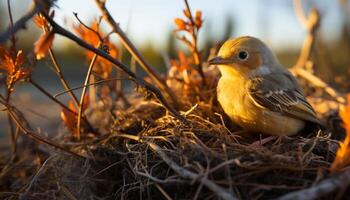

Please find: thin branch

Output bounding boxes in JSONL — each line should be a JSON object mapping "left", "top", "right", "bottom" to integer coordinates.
{"left": 148, "top": 142, "right": 237, "bottom": 200}
{"left": 0, "top": 98, "right": 85, "bottom": 159}
{"left": 77, "top": 53, "right": 98, "bottom": 139}
{"left": 29, "top": 79, "right": 96, "bottom": 130}
{"left": 7, "top": 0, "right": 17, "bottom": 51}
{"left": 183, "top": 0, "right": 206, "bottom": 85}
{"left": 0, "top": 3, "right": 40, "bottom": 43}
{"left": 42, "top": 12, "right": 188, "bottom": 123}
{"left": 48, "top": 48, "right": 80, "bottom": 107}
{"left": 93, "top": 0, "right": 179, "bottom": 107}
{"left": 292, "top": 0, "right": 320, "bottom": 69}
{"left": 54, "top": 77, "right": 131, "bottom": 98}
{"left": 276, "top": 168, "right": 350, "bottom": 200}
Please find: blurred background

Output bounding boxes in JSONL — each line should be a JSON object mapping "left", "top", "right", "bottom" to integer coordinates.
{"left": 0, "top": 0, "right": 349, "bottom": 133}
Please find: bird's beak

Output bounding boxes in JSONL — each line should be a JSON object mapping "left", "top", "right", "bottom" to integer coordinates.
{"left": 208, "top": 56, "right": 232, "bottom": 65}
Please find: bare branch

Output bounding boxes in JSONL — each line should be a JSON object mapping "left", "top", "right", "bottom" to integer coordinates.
{"left": 42, "top": 12, "right": 188, "bottom": 123}
{"left": 77, "top": 53, "right": 98, "bottom": 139}
{"left": 292, "top": 0, "right": 320, "bottom": 69}
{"left": 0, "top": 97, "right": 86, "bottom": 159}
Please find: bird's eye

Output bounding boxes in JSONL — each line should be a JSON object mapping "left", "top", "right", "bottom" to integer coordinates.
{"left": 238, "top": 51, "right": 249, "bottom": 60}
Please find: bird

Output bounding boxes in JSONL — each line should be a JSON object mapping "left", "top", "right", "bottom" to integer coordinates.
{"left": 209, "top": 36, "right": 320, "bottom": 136}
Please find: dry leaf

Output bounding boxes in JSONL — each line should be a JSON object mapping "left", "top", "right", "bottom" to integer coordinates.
{"left": 60, "top": 95, "right": 90, "bottom": 137}
{"left": 34, "top": 31, "right": 55, "bottom": 60}
{"left": 195, "top": 10, "right": 202, "bottom": 29}
{"left": 74, "top": 22, "right": 118, "bottom": 78}
{"left": 174, "top": 18, "right": 187, "bottom": 30}
{"left": 331, "top": 95, "right": 350, "bottom": 172}
{"left": 33, "top": 14, "right": 46, "bottom": 28}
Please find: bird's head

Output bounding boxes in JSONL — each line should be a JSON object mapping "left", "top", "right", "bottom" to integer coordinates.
{"left": 209, "top": 36, "right": 279, "bottom": 79}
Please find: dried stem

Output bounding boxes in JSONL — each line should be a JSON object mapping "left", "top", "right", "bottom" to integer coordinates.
{"left": 77, "top": 53, "right": 98, "bottom": 139}
{"left": 6, "top": 0, "right": 18, "bottom": 160}
{"left": 7, "top": 0, "right": 17, "bottom": 51}
{"left": 48, "top": 48, "right": 80, "bottom": 108}
{"left": 183, "top": 0, "right": 206, "bottom": 85}
{"left": 292, "top": 0, "right": 320, "bottom": 69}
{"left": 54, "top": 77, "right": 130, "bottom": 98}
{"left": 0, "top": 97, "right": 85, "bottom": 159}
{"left": 93, "top": 0, "right": 179, "bottom": 107}
{"left": 29, "top": 79, "right": 95, "bottom": 131}
{"left": 42, "top": 12, "right": 188, "bottom": 123}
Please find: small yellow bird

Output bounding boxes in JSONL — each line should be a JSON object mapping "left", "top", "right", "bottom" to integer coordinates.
{"left": 209, "top": 36, "right": 320, "bottom": 136}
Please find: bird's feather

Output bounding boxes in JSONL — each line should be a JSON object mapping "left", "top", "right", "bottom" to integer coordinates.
{"left": 248, "top": 71, "right": 320, "bottom": 124}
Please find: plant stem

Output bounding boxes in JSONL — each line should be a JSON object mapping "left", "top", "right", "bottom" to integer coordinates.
{"left": 77, "top": 53, "right": 98, "bottom": 139}
{"left": 48, "top": 48, "right": 80, "bottom": 108}
{"left": 29, "top": 79, "right": 96, "bottom": 131}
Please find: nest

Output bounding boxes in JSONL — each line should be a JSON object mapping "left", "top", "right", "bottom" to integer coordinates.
{"left": 1, "top": 68, "right": 349, "bottom": 200}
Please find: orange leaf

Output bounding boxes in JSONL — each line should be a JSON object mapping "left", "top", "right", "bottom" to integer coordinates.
{"left": 61, "top": 108, "right": 77, "bottom": 134}
{"left": 331, "top": 95, "right": 350, "bottom": 172}
{"left": 0, "top": 48, "right": 15, "bottom": 74}
{"left": 33, "top": 14, "right": 46, "bottom": 28}
{"left": 34, "top": 31, "right": 55, "bottom": 60}
{"left": 60, "top": 95, "right": 90, "bottom": 136}
{"left": 178, "top": 51, "right": 191, "bottom": 71}
{"left": 195, "top": 10, "right": 202, "bottom": 29}
{"left": 174, "top": 18, "right": 187, "bottom": 30}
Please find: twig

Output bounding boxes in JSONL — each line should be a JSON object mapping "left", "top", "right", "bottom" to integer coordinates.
{"left": 54, "top": 77, "right": 131, "bottom": 98}
{"left": 0, "top": 3, "right": 40, "bottom": 43}
{"left": 148, "top": 142, "right": 237, "bottom": 200}
{"left": 93, "top": 0, "right": 179, "bottom": 107}
{"left": 77, "top": 53, "right": 98, "bottom": 139}
{"left": 6, "top": 0, "right": 18, "bottom": 160}
{"left": 0, "top": 98, "right": 85, "bottom": 159}
{"left": 183, "top": 0, "right": 206, "bottom": 85}
{"left": 48, "top": 47, "right": 80, "bottom": 108}
{"left": 292, "top": 0, "right": 320, "bottom": 69}
{"left": 7, "top": 0, "right": 17, "bottom": 51}
{"left": 29, "top": 79, "right": 95, "bottom": 131}
{"left": 42, "top": 12, "right": 188, "bottom": 123}
{"left": 275, "top": 168, "right": 350, "bottom": 200}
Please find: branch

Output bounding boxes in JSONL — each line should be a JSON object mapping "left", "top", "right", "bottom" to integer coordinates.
{"left": 276, "top": 168, "right": 350, "bottom": 200}
{"left": 42, "top": 13, "right": 188, "bottom": 123}
{"left": 293, "top": 0, "right": 320, "bottom": 69}
{"left": 0, "top": 3, "right": 40, "bottom": 43}
{"left": 148, "top": 142, "right": 237, "bottom": 200}
{"left": 183, "top": 0, "right": 206, "bottom": 85}
{"left": 93, "top": 0, "right": 178, "bottom": 106}
{"left": 0, "top": 97, "right": 85, "bottom": 159}
{"left": 77, "top": 53, "right": 98, "bottom": 139}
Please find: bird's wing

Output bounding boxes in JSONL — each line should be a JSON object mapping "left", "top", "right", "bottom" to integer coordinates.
{"left": 248, "top": 71, "right": 320, "bottom": 124}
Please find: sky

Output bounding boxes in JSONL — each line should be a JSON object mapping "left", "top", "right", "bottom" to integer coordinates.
{"left": 0, "top": 0, "right": 346, "bottom": 50}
